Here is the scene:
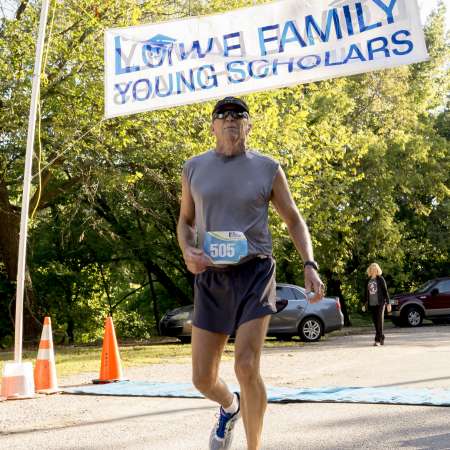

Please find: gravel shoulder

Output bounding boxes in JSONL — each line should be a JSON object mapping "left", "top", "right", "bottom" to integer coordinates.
{"left": 1, "top": 325, "right": 450, "bottom": 449}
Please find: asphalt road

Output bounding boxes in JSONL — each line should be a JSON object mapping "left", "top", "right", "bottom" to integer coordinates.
{"left": 1, "top": 325, "right": 450, "bottom": 450}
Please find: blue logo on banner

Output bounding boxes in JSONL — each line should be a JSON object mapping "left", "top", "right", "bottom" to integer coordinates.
{"left": 140, "top": 34, "right": 178, "bottom": 70}
{"left": 143, "top": 34, "right": 177, "bottom": 54}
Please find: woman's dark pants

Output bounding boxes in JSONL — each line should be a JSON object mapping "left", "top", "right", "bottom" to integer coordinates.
{"left": 369, "top": 304, "right": 385, "bottom": 343}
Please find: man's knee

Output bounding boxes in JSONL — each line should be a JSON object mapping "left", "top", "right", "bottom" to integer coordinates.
{"left": 234, "top": 354, "right": 259, "bottom": 383}
{"left": 192, "top": 371, "right": 217, "bottom": 394}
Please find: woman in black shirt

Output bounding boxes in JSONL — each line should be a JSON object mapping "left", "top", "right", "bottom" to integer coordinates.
{"left": 364, "top": 263, "right": 390, "bottom": 346}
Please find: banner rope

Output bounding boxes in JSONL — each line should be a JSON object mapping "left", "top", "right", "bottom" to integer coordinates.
{"left": 31, "top": 118, "right": 105, "bottom": 180}
{"left": 30, "top": 0, "right": 56, "bottom": 221}
{"left": 30, "top": 0, "right": 104, "bottom": 215}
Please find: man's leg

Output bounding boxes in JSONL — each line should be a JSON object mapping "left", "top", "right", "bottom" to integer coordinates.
{"left": 191, "top": 325, "right": 234, "bottom": 406}
{"left": 234, "top": 315, "right": 271, "bottom": 450}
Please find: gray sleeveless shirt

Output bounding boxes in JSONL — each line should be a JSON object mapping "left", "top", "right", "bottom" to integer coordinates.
{"left": 183, "top": 149, "right": 279, "bottom": 257}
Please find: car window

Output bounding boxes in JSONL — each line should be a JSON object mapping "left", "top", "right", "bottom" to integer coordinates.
{"left": 435, "top": 280, "right": 450, "bottom": 293}
{"left": 415, "top": 280, "right": 436, "bottom": 294}
{"left": 290, "top": 287, "right": 307, "bottom": 300}
{"left": 276, "top": 286, "right": 296, "bottom": 299}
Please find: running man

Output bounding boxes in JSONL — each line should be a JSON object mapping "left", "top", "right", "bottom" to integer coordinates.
{"left": 177, "top": 96, "right": 324, "bottom": 450}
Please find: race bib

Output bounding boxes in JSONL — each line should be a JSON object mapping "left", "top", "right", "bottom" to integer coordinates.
{"left": 203, "top": 231, "right": 248, "bottom": 264}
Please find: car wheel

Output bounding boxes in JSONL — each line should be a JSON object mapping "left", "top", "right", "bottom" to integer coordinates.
{"left": 402, "top": 306, "right": 423, "bottom": 327}
{"left": 299, "top": 317, "right": 323, "bottom": 342}
{"left": 178, "top": 336, "right": 191, "bottom": 344}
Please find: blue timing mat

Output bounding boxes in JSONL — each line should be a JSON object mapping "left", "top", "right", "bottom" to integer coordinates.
{"left": 63, "top": 381, "right": 450, "bottom": 407}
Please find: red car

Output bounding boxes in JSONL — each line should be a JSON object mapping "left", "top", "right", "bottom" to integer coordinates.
{"left": 390, "top": 277, "right": 450, "bottom": 327}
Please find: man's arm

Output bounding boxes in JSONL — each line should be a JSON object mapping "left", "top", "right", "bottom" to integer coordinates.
{"left": 270, "top": 167, "right": 324, "bottom": 302}
{"left": 177, "top": 174, "right": 210, "bottom": 274}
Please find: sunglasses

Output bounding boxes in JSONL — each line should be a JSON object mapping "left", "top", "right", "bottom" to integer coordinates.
{"left": 213, "top": 110, "right": 249, "bottom": 120}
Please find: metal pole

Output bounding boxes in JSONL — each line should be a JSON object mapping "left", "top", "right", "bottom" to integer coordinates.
{"left": 14, "top": 0, "right": 50, "bottom": 363}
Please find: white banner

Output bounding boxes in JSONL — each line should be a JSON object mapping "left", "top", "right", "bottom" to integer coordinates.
{"left": 104, "top": 0, "right": 428, "bottom": 118}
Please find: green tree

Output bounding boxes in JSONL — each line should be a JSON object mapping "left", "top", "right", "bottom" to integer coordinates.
{"left": 0, "top": 0, "right": 448, "bottom": 343}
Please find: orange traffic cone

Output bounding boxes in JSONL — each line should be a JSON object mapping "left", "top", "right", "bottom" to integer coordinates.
{"left": 93, "top": 316, "right": 126, "bottom": 384}
{"left": 34, "top": 317, "right": 59, "bottom": 393}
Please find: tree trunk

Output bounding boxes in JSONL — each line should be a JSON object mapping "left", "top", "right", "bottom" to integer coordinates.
{"left": 93, "top": 196, "right": 192, "bottom": 306}
{"left": 65, "top": 285, "right": 75, "bottom": 344}
{"left": 23, "top": 271, "right": 42, "bottom": 339}
{"left": 0, "top": 179, "right": 20, "bottom": 283}
{"left": 325, "top": 272, "right": 352, "bottom": 327}
{"left": 144, "top": 259, "right": 191, "bottom": 306}
{"left": 67, "top": 316, "right": 75, "bottom": 345}
{"left": 146, "top": 268, "right": 160, "bottom": 333}
{"left": 0, "top": 179, "right": 41, "bottom": 340}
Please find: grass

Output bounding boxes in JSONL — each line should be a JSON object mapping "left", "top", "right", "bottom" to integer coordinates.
{"left": 0, "top": 320, "right": 372, "bottom": 380}
{"left": 348, "top": 312, "right": 373, "bottom": 328}
{"left": 0, "top": 344, "right": 194, "bottom": 379}
{"left": 0, "top": 338, "right": 308, "bottom": 379}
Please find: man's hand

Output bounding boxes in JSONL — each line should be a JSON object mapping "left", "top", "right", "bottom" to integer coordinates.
{"left": 304, "top": 266, "right": 325, "bottom": 303}
{"left": 183, "top": 246, "right": 211, "bottom": 274}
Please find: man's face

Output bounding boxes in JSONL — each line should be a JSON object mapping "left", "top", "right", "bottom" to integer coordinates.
{"left": 211, "top": 107, "right": 251, "bottom": 145}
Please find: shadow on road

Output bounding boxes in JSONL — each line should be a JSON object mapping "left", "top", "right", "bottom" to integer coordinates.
{"left": 399, "top": 432, "right": 450, "bottom": 449}
{"left": 0, "top": 404, "right": 215, "bottom": 437}
{"left": 376, "top": 376, "right": 450, "bottom": 388}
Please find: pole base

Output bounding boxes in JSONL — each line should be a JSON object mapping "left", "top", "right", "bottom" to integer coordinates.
{"left": 1, "top": 362, "right": 35, "bottom": 399}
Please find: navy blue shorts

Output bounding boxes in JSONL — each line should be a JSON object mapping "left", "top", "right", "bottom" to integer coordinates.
{"left": 193, "top": 256, "right": 276, "bottom": 335}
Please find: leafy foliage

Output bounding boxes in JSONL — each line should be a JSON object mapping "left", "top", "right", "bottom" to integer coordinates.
{"left": 0, "top": 0, "right": 448, "bottom": 342}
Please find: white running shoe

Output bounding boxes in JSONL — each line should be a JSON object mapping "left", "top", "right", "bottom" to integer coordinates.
{"left": 209, "top": 393, "right": 241, "bottom": 450}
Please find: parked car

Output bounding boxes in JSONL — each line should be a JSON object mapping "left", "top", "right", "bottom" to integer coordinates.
{"left": 159, "top": 283, "right": 344, "bottom": 343}
{"left": 390, "top": 277, "right": 450, "bottom": 327}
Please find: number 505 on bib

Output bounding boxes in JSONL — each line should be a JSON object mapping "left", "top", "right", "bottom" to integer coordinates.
{"left": 203, "top": 231, "right": 248, "bottom": 264}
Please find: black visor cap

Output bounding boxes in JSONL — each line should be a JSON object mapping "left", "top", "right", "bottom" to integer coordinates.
{"left": 212, "top": 97, "right": 249, "bottom": 116}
